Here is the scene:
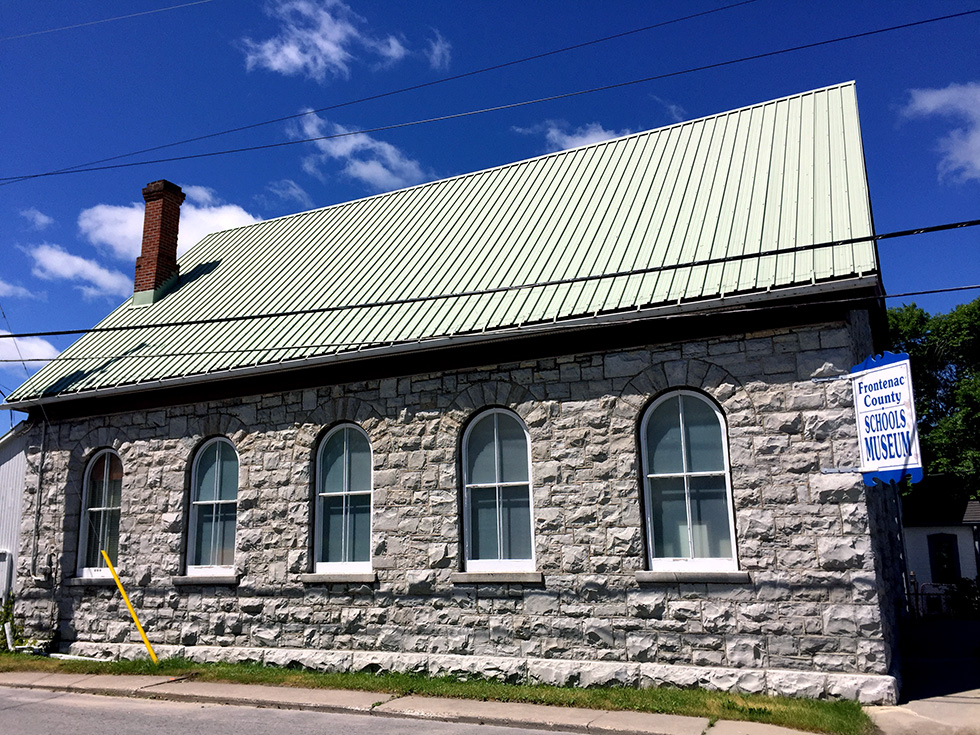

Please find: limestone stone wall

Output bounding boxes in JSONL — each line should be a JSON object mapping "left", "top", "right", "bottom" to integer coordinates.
{"left": 14, "top": 313, "right": 901, "bottom": 703}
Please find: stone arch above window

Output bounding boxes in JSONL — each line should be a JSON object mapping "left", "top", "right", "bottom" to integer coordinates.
{"left": 187, "top": 436, "right": 239, "bottom": 574}
{"left": 77, "top": 449, "right": 123, "bottom": 578}
{"left": 314, "top": 423, "right": 373, "bottom": 573}
{"left": 461, "top": 408, "right": 535, "bottom": 572}
{"left": 639, "top": 390, "right": 738, "bottom": 572}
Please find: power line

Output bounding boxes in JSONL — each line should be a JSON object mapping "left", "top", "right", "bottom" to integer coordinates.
{"left": 0, "top": 299, "right": 32, "bottom": 377}
{"left": 6, "top": 1, "right": 759, "bottom": 179}
{"left": 0, "top": 0, "right": 214, "bottom": 42}
{"left": 1, "top": 217, "right": 977, "bottom": 342}
{"left": 4, "top": 7, "right": 979, "bottom": 185}
{"left": 4, "top": 282, "right": 978, "bottom": 366}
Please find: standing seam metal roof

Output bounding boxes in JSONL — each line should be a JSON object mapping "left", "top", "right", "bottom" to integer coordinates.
{"left": 7, "top": 82, "right": 878, "bottom": 406}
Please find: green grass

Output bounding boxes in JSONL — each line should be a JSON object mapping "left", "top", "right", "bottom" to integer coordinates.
{"left": 0, "top": 653, "right": 874, "bottom": 735}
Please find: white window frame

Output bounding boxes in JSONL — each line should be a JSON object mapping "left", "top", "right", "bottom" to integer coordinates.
{"left": 461, "top": 408, "right": 536, "bottom": 573}
{"left": 186, "top": 437, "right": 238, "bottom": 576}
{"left": 314, "top": 424, "right": 373, "bottom": 574}
{"left": 77, "top": 449, "right": 123, "bottom": 578}
{"left": 640, "top": 390, "right": 738, "bottom": 572}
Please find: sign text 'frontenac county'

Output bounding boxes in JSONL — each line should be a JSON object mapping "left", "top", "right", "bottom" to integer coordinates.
{"left": 850, "top": 351, "right": 923, "bottom": 487}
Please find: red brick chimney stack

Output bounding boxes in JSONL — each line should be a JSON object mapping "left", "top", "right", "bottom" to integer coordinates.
{"left": 134, "top": 180, "right": 185, "bottom": 298}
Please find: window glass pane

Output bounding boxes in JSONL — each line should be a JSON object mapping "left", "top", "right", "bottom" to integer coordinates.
{"left": 194, "top": 505, "right": 216, "bottom": 565}
{"left": 649, "top": 477, "right": 688, "bottom": 558}
{"left": 646, "top": 397, "right": 683, "bottom": 474}
{"left": 88, "top": 455, "right": 107, "bottom": 508}
{"left": 195, "top": 443, "right": 218, "bottom": 502}
{"left": 215, "top": 502, "right": 236, "bottom": 566}
{"left": 500, "top": 484, "right": 532, "bottom": 559}
{"left": 103, "top": 508, "right": 121, "bottom": 565}
{"left": 466, "top": 415, "right": 496, "bottom": 485}
{"left": 689, "top": 476, "right": 732, "bottom": 558}
{"left": 497, "top": 413, "right": 529, "bottom": 483}
{"left": 347, "top": 493, "right": 371, "bottom": 562}
{"left": 683, "top": 396, "right": 725, "bottom": 472}
{"left": 319, "top": 431, "right": 345, "bottom": 494}
{"left": 218, "top": 441, "right": 238, "bottom": 501}
{"left": 321, "top": 495, "right": 345, "bottom": 563}
{"left": 469, "top": 486, "right": 498, "bottom": 560}
{"left": 85, "top": 510, "right": 104, "bottom": 568}
{"left": 347, "top": 429, "right": 371, "bottom": 494}
{"left": 106, "top": 468, "right": 122, "bottom": 508}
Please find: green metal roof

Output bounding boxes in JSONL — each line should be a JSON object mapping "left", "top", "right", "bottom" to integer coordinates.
{"left": 7, "top": 82, "right": 879, "bottom": 407}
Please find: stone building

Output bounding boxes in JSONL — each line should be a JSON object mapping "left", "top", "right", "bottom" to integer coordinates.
{"left": 5, "top": 83, "right": 905, "bottom": 703}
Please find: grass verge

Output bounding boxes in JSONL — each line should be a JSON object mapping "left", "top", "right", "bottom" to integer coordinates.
{"left": 0, "top": 653, "right": 874, "bottom": 735}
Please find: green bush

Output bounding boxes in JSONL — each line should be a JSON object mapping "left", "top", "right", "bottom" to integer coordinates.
{"left": 0, "top": 594, "right": 24, "bottom": 652}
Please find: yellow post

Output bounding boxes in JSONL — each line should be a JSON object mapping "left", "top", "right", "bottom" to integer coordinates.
{"left": 100, "top": 549, "right": 158, "bottom": 664}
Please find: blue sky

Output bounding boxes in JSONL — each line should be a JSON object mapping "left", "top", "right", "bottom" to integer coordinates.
{"left": 1, "top": 0, "right": 979, "bottom": 417}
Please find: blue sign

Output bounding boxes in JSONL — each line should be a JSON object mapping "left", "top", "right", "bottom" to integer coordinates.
{"left": 851, "top": 351, "right": 923, "bottom": 487}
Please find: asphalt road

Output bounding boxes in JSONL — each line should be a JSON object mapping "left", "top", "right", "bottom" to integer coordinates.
{"left": 0, "top": 686, "right": 579, "bottom": 735}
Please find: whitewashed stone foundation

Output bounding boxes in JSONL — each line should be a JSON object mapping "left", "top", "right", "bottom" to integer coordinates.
{"left": 14, "top": 313, "right": 902, "bottom": 704}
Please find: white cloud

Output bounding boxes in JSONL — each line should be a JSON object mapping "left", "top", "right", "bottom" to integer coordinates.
{"left": 242, "top": 0, "right": 407, "bottom": 82}
{"left": 903, "top": 81, "right": 980, "bottom": 182}
{"left": 20, "top": 207, "right": 54, "bottom": 230}
{"left": 514, "top": 120, "right": 632, "bottom": 153}
{"left": 78, "top": 188, "right": 260, "bottom": 259}
{"left": 266, "top": 179, "right": 314, "bottom": 208}
{"left": 0, "top": 278, "right": 36, "bottom": 299}
{"left": 293, "top": 112, "right": 427, "bottom": 192}
{"left": 651, "top": 95, "right": 686, "bottom": 124}
{"left": 183, "top": 185, "right": 219, "bottom": 206}
{"left": 77, "top": 202, "right": 143, "bottom": 260}
{"left": 179, "top": 202, "right": 261, "bottom": 254}
{"left": 0, "top": 330, "right": 60, "bottom": 374}
{"left": 28, "top": 244, "right": 133, "bottom": 300}
{"left": 425, "top": 30, "right": 451, "bottom": 70}
{"left": 370, "top": 34, "right": 407, "bottom": 65}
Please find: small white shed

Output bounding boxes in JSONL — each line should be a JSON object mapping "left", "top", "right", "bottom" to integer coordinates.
{"left": 0, "top": 424, "right": 28, "bottom": 603}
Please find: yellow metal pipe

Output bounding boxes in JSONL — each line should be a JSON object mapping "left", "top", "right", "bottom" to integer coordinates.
{"left": 100, "top": 550, "right": 158, "bottom": 664}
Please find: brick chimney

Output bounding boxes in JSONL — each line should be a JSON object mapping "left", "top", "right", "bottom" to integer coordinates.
{"left": 133, "top": 179, "right": 185, "bottom": 305}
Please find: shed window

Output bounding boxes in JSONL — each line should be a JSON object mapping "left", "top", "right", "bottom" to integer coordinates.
{"left": 640, "top": 391, "right": 737, "bottom": 571}
{"left": 315, "top": 424, "right": 372, "bottom": 572}
{"left": 78, "top": 449, "right": 122, "bottom": 577}
{"left": 927, "top": 533, "right": 961, "bottom": 584}
{"left": 462, "top": 409, "right": 534, "bottom": 572}
{"left": 187, "top": 438, "right": 238, "bottom": 573}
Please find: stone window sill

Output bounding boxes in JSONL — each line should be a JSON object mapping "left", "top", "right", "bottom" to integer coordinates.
{"left": 172, "top": 574, "right": 240, "bottom": 586}
{"left": 65, "top": 577, "right": 117, "bottom": 587}
{"left": 635, "top": 570, "right": 751, "bottom": 585}
{"left": 451, "top": 572, "right": 544, "bottom": 585}
{"left": 299, "top": 572, "right": 377, "bottom": 584}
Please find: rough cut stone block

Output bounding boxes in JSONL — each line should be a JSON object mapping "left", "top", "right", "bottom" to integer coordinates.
{"left": 825, "top": 673, "right": 898, "bottom": 705}
{"left": 428, "top": 654, "right": 525, "bottom": 682}
{"left": 767, "top": 669, "right": 827, "bottom": 699}
{"left": 350, "top": 650, "right": 427, "bottom": 674}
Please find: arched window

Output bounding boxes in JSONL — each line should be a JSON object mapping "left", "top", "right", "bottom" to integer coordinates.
{"left": 315, "top": 424, "right": 372, "bottom": 572}
{"left": 640, "top": 391, "right": 737, "bottom": 571}
{"left": 187, "top": 437, "right": 238, "bottom": 573}
{"left": 78, "top": 449, "right": 122, "bottom": 577}
{"left": 462, "top": 409, "right": 534, "bottom": 572}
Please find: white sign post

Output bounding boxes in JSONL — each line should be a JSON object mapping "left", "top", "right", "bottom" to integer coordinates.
{"left": 851, "top": 351, "right": 923, "bottom": 487}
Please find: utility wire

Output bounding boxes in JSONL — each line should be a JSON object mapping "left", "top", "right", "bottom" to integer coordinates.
{"left": 0, "top": 1, "right": 214, "bottom": 42}
{"left": 3, "top": 283, "right": 978, "bottom": 365}
{"left": 1, "top": 217, "right": 977, "bottom": 342}
{"left": 3, "top": 7, "right": 979, "bottom": 184}
{"left": 0, "top": 299, "right": 32, "bottom": 377}
{"left": 4, "top": 0, "right": 758, "bottom": 179}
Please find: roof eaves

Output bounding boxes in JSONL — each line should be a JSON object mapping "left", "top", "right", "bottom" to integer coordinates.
{"left": 2, "top": 272, "right": 880, "bottom": 411}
